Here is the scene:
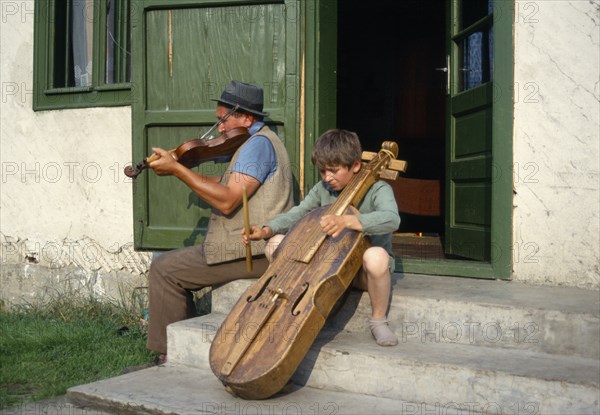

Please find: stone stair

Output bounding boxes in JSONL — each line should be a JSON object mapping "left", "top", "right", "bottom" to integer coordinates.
{"left": 67, "top": 274, "right": 600, "bottom": 415}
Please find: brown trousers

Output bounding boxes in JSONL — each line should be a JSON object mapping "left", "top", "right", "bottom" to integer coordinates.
{"left": 146, "top": 244, "right": 269, "bottom": 354}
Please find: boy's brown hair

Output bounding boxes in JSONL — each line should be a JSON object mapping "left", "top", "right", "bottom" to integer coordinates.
{"left": 311, "top": 129, "right": 362, "bottom": 171}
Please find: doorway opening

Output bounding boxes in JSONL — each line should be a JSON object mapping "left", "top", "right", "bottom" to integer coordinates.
{"left": 337, "top": 0, "right": 447, "bottom": 260}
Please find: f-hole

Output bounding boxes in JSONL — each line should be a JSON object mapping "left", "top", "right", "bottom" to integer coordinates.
{"left": 291, "top": 283, "right": 309, "bottom": 316}
{"left": 247, "top": 275, "right": 275, "bottom": 302}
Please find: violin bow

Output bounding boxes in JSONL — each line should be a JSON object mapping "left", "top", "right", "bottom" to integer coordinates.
{"left": 242, "top": 187, "right": 253, "bottom": 272}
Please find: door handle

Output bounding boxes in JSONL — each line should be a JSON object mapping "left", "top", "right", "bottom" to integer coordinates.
{"left": 435, "top": 55, "right": 450, "bottom": 95}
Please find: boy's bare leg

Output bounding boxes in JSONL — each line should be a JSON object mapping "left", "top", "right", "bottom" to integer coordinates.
{"left": 270, "top": 237, "right": 397, "bottom": 346}
{"left": 359, "top": 247, "right": 392, "bottom": 319}
{"left": 355, "top": 247, "right": 398, "bottom": 346}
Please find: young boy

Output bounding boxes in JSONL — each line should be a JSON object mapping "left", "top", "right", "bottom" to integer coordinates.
{"left": 244, "top": 129, "right": 400, "bottom": 346}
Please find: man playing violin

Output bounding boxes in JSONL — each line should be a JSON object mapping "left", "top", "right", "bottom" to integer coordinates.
{"left": 140, "top": 81, "right": 294, "bottom": 366}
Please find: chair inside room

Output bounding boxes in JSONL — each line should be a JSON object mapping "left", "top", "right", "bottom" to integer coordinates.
{"left": 385, "top": 176, "right": 445, "bottom": 260}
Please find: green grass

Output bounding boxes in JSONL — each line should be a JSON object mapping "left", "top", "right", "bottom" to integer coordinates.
{"left": 0, "top": 297, "right": 155, "bottom": 409}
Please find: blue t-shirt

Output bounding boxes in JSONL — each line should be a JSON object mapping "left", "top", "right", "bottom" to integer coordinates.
{"left": 230, "top": 122, "right": 277, "bottom": 183}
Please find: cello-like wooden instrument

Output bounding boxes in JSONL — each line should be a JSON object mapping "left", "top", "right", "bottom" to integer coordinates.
{"left": 209, "top": 141, "right": 403, "bottom": 399}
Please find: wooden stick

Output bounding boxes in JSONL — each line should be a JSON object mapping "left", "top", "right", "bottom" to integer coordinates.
{"left": 168, "top": 10, "right": 173, "bottom": 77}
{"left": 242, "top": 187, "right": 252, "bottom": 272}
{"left": 299, "top": 52, "right": 305, "bottom": 198}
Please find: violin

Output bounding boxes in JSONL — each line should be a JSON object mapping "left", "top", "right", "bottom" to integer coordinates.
{"left": 123, "top": 126, "right": 250, "bottom": 179}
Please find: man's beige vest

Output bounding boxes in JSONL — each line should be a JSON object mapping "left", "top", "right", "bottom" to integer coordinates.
{"left": 204, "top": 125, "right": 293, "bottom": 264}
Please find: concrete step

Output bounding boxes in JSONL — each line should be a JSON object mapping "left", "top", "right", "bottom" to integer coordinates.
{"left": 67, "top": 273, "right": 599, "bottom": 415}
{"left": 211, "top": 274, "right": 600, "bottom": 359}
{"left": 66, "top": 364, "right": 435, "bottom": 415}
{"left": 167, "top": 312, "right": 599, "bottom": 415}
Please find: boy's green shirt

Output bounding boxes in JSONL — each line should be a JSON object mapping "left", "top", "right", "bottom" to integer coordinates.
{"left": 266, "top": 179, "right": 401, "bottom": 257}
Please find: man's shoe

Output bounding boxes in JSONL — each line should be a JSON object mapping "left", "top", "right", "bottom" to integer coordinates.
{"left": 122, "top": 354, "right": 166, "bottom": 374}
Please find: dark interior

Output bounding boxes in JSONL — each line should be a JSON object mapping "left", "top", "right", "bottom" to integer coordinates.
{"left": 337, "top": 0, "right": 447, "bottom": 256}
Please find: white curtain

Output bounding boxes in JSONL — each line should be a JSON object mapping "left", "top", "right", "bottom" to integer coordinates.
{"left": 72, "top": 0, "right": 94, "bottom": 87}
{"left": 462, "top": 0, "right": 494, "bottom": 90}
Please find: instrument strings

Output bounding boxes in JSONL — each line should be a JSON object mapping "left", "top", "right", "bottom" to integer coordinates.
{"left": 272, "top": 152, "right": 393, "bottom": 294}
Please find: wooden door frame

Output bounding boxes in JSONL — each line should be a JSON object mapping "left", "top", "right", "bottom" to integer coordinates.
{"left": 302, "top": 0, "right": 337, "bottom": 195}
{"left": 303, "top": 0, "right": 513, "bottom": 279}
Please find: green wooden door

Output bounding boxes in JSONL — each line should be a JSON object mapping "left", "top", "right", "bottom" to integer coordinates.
{"left": 131, "top": 0, "right": 300, "bottom": 250}
{"left": 445, "top": 0, "right": 494, "bottom": 261}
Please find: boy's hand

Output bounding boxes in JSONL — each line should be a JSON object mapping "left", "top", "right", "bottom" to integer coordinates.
{"left": 320, "top": 214, "right": 362, "bottom": 238}
{"left": 242, "top": 226, "right": 274, "bottom": 246}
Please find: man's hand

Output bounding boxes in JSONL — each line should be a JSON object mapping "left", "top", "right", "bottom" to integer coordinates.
{"left": 242, "top": 225, "right": 274, "bottom": 246}
{"left": 148, "top": 147, "right": 180, "bottom": 176}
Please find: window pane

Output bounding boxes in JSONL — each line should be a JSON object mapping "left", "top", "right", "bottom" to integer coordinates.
{"left": 458, "top": 29, "right": 492, "bottom": 91}
{"left": 458, "top": 0, "right": 493, "bottom": 30}
{"left": 52, "top": 0, "right": 74, "bottom": 88}
{"left": 72, "top": 0, "right": 94, "bottom": 86}
{"left": 52, "top": 0, "right": 93, "bottom": 88}
{"left": 106, "top": 0, "right": 131, "bottom": 84}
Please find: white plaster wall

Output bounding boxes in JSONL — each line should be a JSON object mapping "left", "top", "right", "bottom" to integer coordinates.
{"left": 513, "top": 1, "right": 599, "bottom": 289}
{"left": 1, "top": 2, "right": 599, "bottom": 299}
{"left": 0, "top": 1, "right": 150, "bottom": 306}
